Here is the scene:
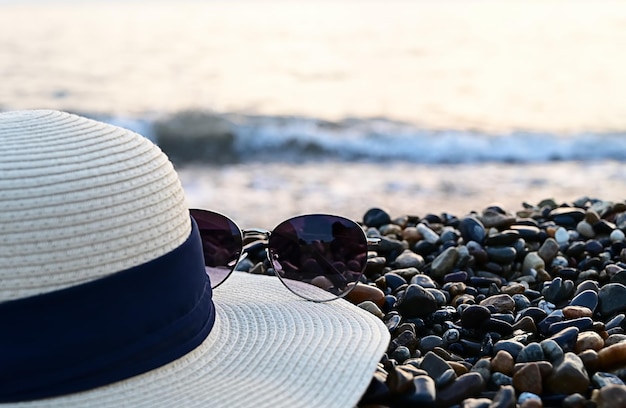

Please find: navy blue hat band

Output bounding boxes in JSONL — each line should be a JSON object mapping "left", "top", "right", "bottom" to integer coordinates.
{"left": 0, "top": 218, "right": 214, "bottom": 402}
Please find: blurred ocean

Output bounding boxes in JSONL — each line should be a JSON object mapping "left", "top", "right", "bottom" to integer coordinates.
{"left": 1, "top": 0, "right": 625, "bottom": 227}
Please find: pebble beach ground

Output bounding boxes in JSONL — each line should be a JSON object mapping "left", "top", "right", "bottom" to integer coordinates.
{"left": 340, "top": 197, "right": 626, "bottom": 408}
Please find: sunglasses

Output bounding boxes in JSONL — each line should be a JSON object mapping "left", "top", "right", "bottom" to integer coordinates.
{"left": 190, "top": 209, "right": 380, "bottom": 302}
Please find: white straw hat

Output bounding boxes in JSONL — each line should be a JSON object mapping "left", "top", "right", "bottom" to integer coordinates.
{"left": 0, "top": 110, "right": 389, "bottom": 407}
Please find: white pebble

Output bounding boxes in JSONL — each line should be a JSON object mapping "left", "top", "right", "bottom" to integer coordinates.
{"left": 611, "top": 229, "right": 625, "bottom": 243}
{"left": 555, "top": 227, "right": 570, "bottom": 244}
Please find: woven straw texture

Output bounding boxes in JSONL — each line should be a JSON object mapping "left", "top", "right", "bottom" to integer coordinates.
{"left": 3, "top": 272, "right": 389, "bottom": 408}
{"left": 0, "top": 110, "right": 191, "bottom": 302}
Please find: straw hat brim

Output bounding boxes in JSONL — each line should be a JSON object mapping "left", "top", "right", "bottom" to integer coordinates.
{"left": 7, "top": 272, "right": 389, "bottom": 408}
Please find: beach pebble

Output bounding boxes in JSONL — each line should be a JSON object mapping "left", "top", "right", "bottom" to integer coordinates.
{"left": 538, "top": 237, "right": 560, "bottom": 263}
{"left": 575, "top": 331, "right": 605, "bottom": 353}
{"left": 459, "top": 217, "right": 486, "bottom": 244}
{"left": 576, "top": 220, "right": 596, "bottom": 238}
{"left": 611, "top": 229, "right": 625, "bottom": 243}
{"left": 592, "top": 372, "right": 625, "bottom": 388}
{"left": 480, "top": 294, "right": 515, "bottom": 313}
{"left": 591, "top": 384, "right": 626, "bottom": 408}
{"left": 489, "top": 384, "right": 516, "bottom": 408}
{"left": 512, "top": 362, "right": 543, "bottom": 395}
{"left": 346, "top": 283, "right": 385, "bottom": 307}
{"left": 570, "top": 289, "right": 599, "bottom": 312}
{"left": 597, "top": 342, "right": 626, "bottom": 370}
{"left": 436, "top": 372, "right": 486, "bottom": 407}
{"left": 599, "top": 283, "right": 626, "bottom": 316}
{"left": 363, "top": 208, "right": 391, "bottom": 228}
{"left": 545, "top": 352, "right": 589, "bottom": 394}
{"left": 430, "top": 247, "right": 459, "bottom": 279}
{"left": 491, "top": 350, "right": 515, "bottom": 376}
{"left": 417, "top": 223, "right": 439, "bottom": 244}
{"left": 522, "top": 252, "right": 545, "bottom": 275}
{"left": 562, "top": 305, "right": 593, "bottom": 319}
{"left": 518, "top": 392, "right": 543, "bottom": 408}
{"left": 393, "top": 249, "right": 425, "bottom": 269}
{"left": 555, "top": 227, "right": 570, "bottom": 244}
{"left": 357, "top": 301, "right": 385, "bottom": 319}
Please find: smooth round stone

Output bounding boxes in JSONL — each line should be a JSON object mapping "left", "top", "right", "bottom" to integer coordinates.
{"left": 459, "top": 217, "right": 486, "bottom": 244}
{"left": 592, "top": 372, "right": 625, "bottom": 388}
{"left": 548, "top": 317, "right": 593, "bottom": 335}
{"left": 512, "top": 294, "right": 532, "bottom": 310}
{"left": 562, "top": 305, "right": 593, "bottom": 319}
{"left": 522, "top": 252, "right": 545, "bottom": 275}
{"left": 542, "top": 277, "right": 574, "bottom": 304}
{"left": 470, "top": 358, "right": 492, "bottom": 383}
{"left": 511, "top": 225, "right": 542, "bottom": 241}
{"left": 481, "top": 318, "right": 514, "bottom": 336}
{"left": 575, "top": 331, "right": 605, "bottom": 353}
{"left": 391, "top": 346, "right": 412, "bottom": 363}
{"left": 599, "top": 283, "right": 626, "bottom": 316}
{"left": 512, "top": 362, "right": 542, "bottom": 395}
{"left": 396, "top": 284, "right": 437, "bottom": 318}
{"left": 430, "top": 246, "right": 459, "bottom": 279}
{"left": 444, "top": 270, "right": 469, "bottom": 283}
{"left": 393, "top": 249, "right": 425, "bottom": 269}
{"left": 420, "top": 335, "right": 444, "bottom": 353}
{"left": 570, "top": 289, "right": 599, "bottom": 312}
{"left": 517, "top": 343, "right": 544, "bottom": 363}
{"left": 579, "top": 349, "right": 600, "bottom": 373}
{"left": 555, "top": 227, "right": 570, "bottom": 244}
{"left": 577, "top": 220, "right": 596, "bottom": 238}
{"left": 442, "top": 328, "right": 461, "bottom": 344}
{"left": 540, "top": 339, "right": 564, "bottom": 363}
{"left": 562, "top": 393, "right": 588, "bottom": 408}
{"left": 491, "top": 350, "right": 515, "bottom": 376}
{"left": 486, "top": 246, "right": 517, "bottom": 264}
{"left": 461, "top": 304, "right": 492, "bottom": 329}
{"left": 605, "top": 333, "right": 626, "bottom": 347}
{"left": 435, "top": 368, "right": 457, "bottom": 388}
{"left": 512, "top": 316, "right": 537, "bottom": 333}
{"left": 479, "top": 294, "right": 515, "bottom": 313}
{"left": 611, "top": 229, "right": 626, "bottom": 243}
{"left": 585, "top": 240, "right": 604, "bottom": 256}
{"left": 384, "top": 272, "right": 408, "bottom": 291}
{"left": 358, "top": 301, "right": 385, "bottom": 319}
{"left": 545, "top": 352, "right": 590, "bottom": 394}
{"left": 549, "top": 207, "right": 586, "bottom": 227}
{"left": 594, "top": 219, "right": 616, "bottom": 235}
{"left": 436, "top": 372, "right": 486, "bottom": 407}
{"left": 547, "top": 326, "right": 579, "bottom": 352}
{"left": 410, "top": 274, "right": 436, "bottom": 288}
{"left": 414, "top": 240, "right": 438, "bottom": 256}
{"left": 384, "top": 312, "right": 402, "bottom": 332}
{"left": 538, "top": 237, "right": 560, "bottom": 263}
{"left": 346, "top": 283, "right": 386, "bottom": 307}
{"left": 417, "top": 223, "right": 439, "bottom": 244}
{"left": 598, "top": 342, "right": 626, "bottom": 370}
{"left": 591, "top": 384, "right": 626, "bottom": 408}
{"left": 363, "top": 208, "right": 392, "bottom": 228}
{"left": 485, "top": 230, "right": 521, "bottom": 246}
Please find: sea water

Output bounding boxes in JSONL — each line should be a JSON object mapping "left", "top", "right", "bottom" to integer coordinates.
{"left": 1, "top": 0, "right": 625, "bottom": 227}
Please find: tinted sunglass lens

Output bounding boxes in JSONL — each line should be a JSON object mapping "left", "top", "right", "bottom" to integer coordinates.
{"left": 269, "top": 215, "right": 367, "bottom": 301}
{"left": 190, "top": 209, "right": 242, "bottom": 288}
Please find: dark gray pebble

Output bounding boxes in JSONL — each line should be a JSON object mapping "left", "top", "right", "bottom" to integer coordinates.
{"left": 493, "top": 340, "right": 524, "bottom": 360}
{"left": 363, "top": 208, "right": 391, "bottom": 228}
{"left": 570, "top": 289, "right": 599, "bottom": 312}
{"left": 459, "top": 217, "right": 486, "bottom": 244}
{"left": 547, "top": 326, "right": 580, "bottom": 352}
{"left": 548, "top": 316, "right": 593, "bottom": 335}
{"left": 599, "top": 283, "right": 626, "bottom": 316}
{"left": 396, "top": 284, "right": 438, "bottom": 318}
{"left": 461, "top": 304, "right": 492, "bottom": 329}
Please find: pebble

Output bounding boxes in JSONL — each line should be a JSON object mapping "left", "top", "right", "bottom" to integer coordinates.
{"left": 392, "top": 249, "right": 425, "bottom": 269}
{"left": 598, "top": 283, "right": 626, "bottom": 316}
{"left": 436, "top": 372, "right": 486, "bottom": 407}
{"left": 430, "top": 246, "right": 459, "bottom": 279}
{"left": 512, "top": 362, "right": 542, "bottom": 395}
{"left": 545, "top": 352, "right": 590, "bottom": 394}
{"left": 479, "top": 294, "right": 515, "bottom": 313}
{"left": 354, "top": 200, "right": 626, "bottom": 408}
{"left": 417, "top": 223, "right": 440, "bottom": 244}
{"left": 591, "top": 384, "right": 626, "bottom": 408}
{"left": 575, "top": 331, "right": 605, "bottom": 353}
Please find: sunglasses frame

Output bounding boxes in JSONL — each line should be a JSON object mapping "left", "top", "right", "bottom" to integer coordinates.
{"left": 190, "top": 209, "right": 380, "bottom": 302}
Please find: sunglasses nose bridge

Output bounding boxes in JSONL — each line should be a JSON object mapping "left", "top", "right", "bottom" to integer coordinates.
{"left": 242, "top": 228, "right": 271, "bottom": 239}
